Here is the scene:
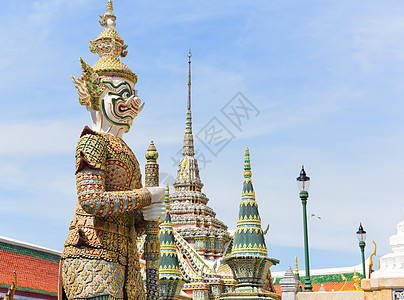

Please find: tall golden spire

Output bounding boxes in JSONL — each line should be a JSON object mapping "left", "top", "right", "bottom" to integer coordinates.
{"left": 295, "top": 256, "right": 300, "bottom": 276}
{"left": 188, "top": 50, "right": 192, "bottom": 111}
{"left": 183, "top": 50, "right": 194, "bottom": 156}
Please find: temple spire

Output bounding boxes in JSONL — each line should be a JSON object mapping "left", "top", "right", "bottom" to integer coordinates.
{"left": 243, "top": 148, "right": 254, "bottom": 195}
{"left": 232, "top": 148, "right": 267, "bottom": 258}
{"left": 159, "top": 186, "right": 187, "bottom": 299}
{"left": 159, "top": 185, "right": 183, "bottom": 280}
{"left": 188, "top": 50, "right": 192, "bottom": 111}
{"left": 222, "top": 148, "right": 279, "bottom": 297}
{"left": 183, "top": 50, "right": 194, "bottom": 156}
{"left": 244, "top": 147, "right": 252, "bottom": 179}
{"left": 171, "top": 50, "right": 230, "bottom": 260}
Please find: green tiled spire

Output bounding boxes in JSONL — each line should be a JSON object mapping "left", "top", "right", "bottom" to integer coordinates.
{"left": 222, "top": 148, "right": 279, "bottom": 298}
{"left": 232, "top": 147, "right": 267, "bottom": 258}
{"left": 159, "top": 185, "right": 183, "bottom": 280}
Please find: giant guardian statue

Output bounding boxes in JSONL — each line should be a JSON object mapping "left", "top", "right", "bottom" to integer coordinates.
{"left": 60, "top": 2, "right": 165, "bottom": 300}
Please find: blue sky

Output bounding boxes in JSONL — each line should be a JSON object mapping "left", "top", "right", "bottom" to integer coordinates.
{"left": 1, "top": 0, "right": 404, "bottom": 273}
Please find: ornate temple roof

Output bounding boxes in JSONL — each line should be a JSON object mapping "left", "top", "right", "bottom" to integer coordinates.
{"left": 272, "top": 269, "right": 364, "bottom": 293}
{"left": 0, "top": 236, "right": 60, "bottom": 299}
{"left": 231, "top": 148, "right": 267, "bottom": 258}
{"left": 159, "top": 186, "right": 184, "bottom": 281}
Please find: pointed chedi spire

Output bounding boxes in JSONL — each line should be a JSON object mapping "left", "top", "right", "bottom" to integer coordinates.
{"left": 173, "top": 51, "right": 203, "bottom": 191}
{"left": 159, "top": 185, "right": 187, "bottom": 299}
{"left": 295, "top": 256, "right": 300, "bottom": 279}
{"left": 170, "top": 51, "right": 230, "bottom": 260}
{"left": 222, "top": 148, "right": 279, "bottom": 296}
{"left": 187, "top": 49, "right": 192, "bottom": 111}
{"left": 183, "top": 50, "right": 194, "bottom": 156}
{"left": 243, "top": 147, "right": 253, "bottom": 192}
{"left": 159, "top": 185, "right": 183, "bottom": 280}
{"left": 295, "top": 256, "right": 303, "bottom": 292}
{"left": 231, "top": 148, "right": 267, "bottom": 258}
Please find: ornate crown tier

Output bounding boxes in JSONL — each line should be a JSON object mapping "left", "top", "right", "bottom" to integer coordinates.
{"left": 72, "top": 1, "right": 139, "bottom": 111}
{"left": 89, "top": 0, "right": 137, "bottom": 83}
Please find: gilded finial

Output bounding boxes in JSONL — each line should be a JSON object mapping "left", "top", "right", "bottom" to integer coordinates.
{"left": 295, "top": 256, "right": 299, "bottom": 275}
{"left": 165, "top": 184, "right": 170, "bottom": 209}
{"left": 145, "top": 141, "right": 159, "bottom": 187}
{"left": 145, "top": 141, "right": 158, "bottom": 161}
{"left": 106, "top": 0, "right": 113, "bottom": 13}
{"left": 244, "top": 147, "right": 252, "bottom": 178}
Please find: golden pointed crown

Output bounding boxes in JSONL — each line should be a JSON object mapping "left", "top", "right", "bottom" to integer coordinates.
{"left": 88, "top": 0, "right": 137, "bottom": 83}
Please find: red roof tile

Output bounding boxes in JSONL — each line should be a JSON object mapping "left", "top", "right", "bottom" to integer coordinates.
{"left": 0, "top": 249, "right": 59, "bottom": 294}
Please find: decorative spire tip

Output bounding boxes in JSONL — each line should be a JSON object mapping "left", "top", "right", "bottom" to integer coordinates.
{"left": 182, "top": 49, "right": 195, "bottom": 156}
{"left": 244, "top": 147, "right": 252, "bottom": 178}
{"left": 145, "top": 141, "right": 158, "bottom": 160}
{"left": 164, "top": 184, "right": 170, "bottom": 207}
{"left": 187, "top": 49, "right": 192, "bottom": 111}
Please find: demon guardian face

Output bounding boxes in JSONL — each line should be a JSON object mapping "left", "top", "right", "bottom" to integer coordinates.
{"left": 100, "top": 79, "right": 142, "bottom": 132}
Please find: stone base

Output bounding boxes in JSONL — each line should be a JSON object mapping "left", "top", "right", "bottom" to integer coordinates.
{"left": 362, "top": 277, "right": 404, "bottom": 300}
{"left": 159, "top": 279, "right": 186, "bottom": 300}
{"left": 296, "top": 291, "right": 364, "bottom": 300}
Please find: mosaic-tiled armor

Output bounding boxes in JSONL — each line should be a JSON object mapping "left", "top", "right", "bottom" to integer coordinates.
{"left": 61, "top": 126, "right": 151, "bottom": 300}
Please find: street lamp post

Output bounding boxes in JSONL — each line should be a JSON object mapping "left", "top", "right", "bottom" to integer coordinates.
{"left": 356, "top": 223, "right": 367, "bottom": 278}
{"left": 297, "top": 166, "right": 313, "bottom": 292}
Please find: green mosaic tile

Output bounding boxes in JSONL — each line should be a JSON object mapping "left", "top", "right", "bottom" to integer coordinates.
{"left": 0, "top": 283, "right": 58, "bottom": 296}
{"left": 0, "top": 241, "right": 60, "bottom": 263}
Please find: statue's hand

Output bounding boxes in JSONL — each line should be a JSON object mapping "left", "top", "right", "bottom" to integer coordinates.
{"left": 146, "top": 186, "right": 165, "bottom": 203}
{"left": 141, "top": 202, "right": 165, "bottom": 222}
{"left": 142, "top": 187, "right": 165, "bottom": 221}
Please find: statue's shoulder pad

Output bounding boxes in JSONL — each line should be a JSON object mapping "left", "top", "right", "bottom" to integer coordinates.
{"left": 75, "top": 126, "right": 107, "bottom": 173}
{"left": 80, "top": 125, "right": 98, "bottom": 138}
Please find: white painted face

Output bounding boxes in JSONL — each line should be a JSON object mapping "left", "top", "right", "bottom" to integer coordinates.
{"left": 100, "top": 78, "right": 142, "bottom": 133}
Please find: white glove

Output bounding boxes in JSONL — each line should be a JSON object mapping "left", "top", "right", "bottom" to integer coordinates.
{"left": 146, "top": 186, "right": 165, "bottom": 204}
{"left": 141, "top": 202, "right": 166, "bottom": 222}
